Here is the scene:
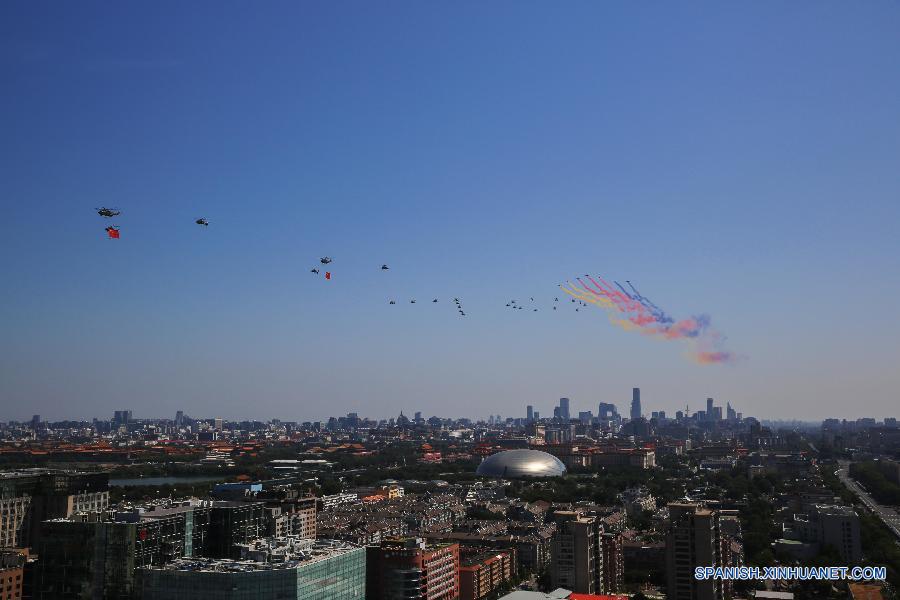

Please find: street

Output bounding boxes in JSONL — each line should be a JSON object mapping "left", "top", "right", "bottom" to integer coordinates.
{"left": 836, "top": 460, "right": 900, "bottom": 540}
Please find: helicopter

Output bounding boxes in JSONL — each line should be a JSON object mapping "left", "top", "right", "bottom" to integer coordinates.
{"left": 389, "top": 300, "right": 396, "bottom": 305}
{"left": 432, "top": 299, "right": 438, "bottom": 303}
{"left": 320, "top": 257, "right": 333, "bottom": 265}
{"left": 105, "top": 226, "right": 120, "bottom": 239}
{"left": 195, "top": 218, "right": 209, "bottom": 226}
{"left": 381, "top": 264, "right": 389, "bottom": 270}
{"left": 311, "top": 268, "right": 320, "bottom": 274}
{"left": 410, "top": 299, "right": 416, "bottom": 304}
{"left": 96, "top": 207, "right": 120, "bottom": 217}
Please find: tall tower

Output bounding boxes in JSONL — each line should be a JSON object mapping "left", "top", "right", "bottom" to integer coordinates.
{"left": 559, "top": 398, "right": 570, "bottom": 421}
{"left": 630, "top": 388, "right": 641, "bottom": 420}
{"left": 666, "top": 503, "right": 726, "bottom": 600}
{"left": 527, "top": 405, "right": 534, "bottom": 422}
{"left": 706, "top": 397, "right": 714, "bottom": 420}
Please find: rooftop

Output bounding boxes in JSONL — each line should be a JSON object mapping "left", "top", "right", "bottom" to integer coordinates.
{"left": 142, "top": 539, "right": 361, "bottom": 573}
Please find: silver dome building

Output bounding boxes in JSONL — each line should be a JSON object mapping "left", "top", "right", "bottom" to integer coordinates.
{"left": 475, "top": 449, "right": 567, "bottom": 478}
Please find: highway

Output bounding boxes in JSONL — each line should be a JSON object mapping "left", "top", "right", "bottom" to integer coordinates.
{"left": 836, "top": 460, "right": 900, "bottom": 540}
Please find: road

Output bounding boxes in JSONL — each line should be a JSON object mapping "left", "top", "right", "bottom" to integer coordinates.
{"left": 836, "top": 460, "right": 900, "bottom": 540}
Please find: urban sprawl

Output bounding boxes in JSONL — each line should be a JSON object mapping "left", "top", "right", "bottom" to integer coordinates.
{"left": 1, "top": 389, "right": 898, "bottom": 600}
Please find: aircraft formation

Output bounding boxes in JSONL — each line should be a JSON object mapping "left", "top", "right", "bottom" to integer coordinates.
{"left": 90, "top": 208, "right": 737, "bottom": 360}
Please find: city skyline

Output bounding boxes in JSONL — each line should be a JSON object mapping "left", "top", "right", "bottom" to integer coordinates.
{"left": 3, "top": 2, "right": 900, "bottom": 421}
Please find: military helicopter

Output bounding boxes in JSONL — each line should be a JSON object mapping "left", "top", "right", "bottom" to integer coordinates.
{"left": 195, "top": 218, "right": 209, "bottom": 226}
{"left": 410, "top": 299, "right": 416, "bottom": 304}
{"left": 389, "top": 300, "right": 396, "bottom": 305}
{"left": 96, "top": 207, "right": 120, "bottom": 217}
{"left": 320, "top": 257, "right": 333, "bottom": 265}
{"left": 432, "top": 299, "right": 438, "bottom": 303}
{"left": 311, "top": 268, "right": 320, "bottom": 274}
{"left": 381, "top": 264, "right": 389, "bottom": 270}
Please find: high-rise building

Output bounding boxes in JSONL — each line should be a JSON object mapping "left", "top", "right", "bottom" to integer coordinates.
{"left": 600, "top": 532, "right": 624, "bottom": 594}
{"left": 214, "top": 417, "right": 224, "bottom": 431}
{"left": 726, "top": 403, "right": 736, "bottom": 421}
{"left": 549, "top": 511, "right": 604, "bottom": 594}
{"left": 666, "top": 503, "right": 725, "bottom": 600}
{"left": 175, "top": 410, "right": 184, "bottom": 428}
{"left": 0, "top": 470, "right": 109, "bottom": 549}
{"left": 795, "top": 505, "right": 862, "bottom": 563}
{"left": 533, "top": 411, "right": 540, "bottom": 421}
{"left": 597, "top": 402, "right": 618, "bottom": 421}
{"left": 30, "top": 415, "right": 41, "bottom": 431}
{"left": 113, "top": 410, "right": 132, "bottom": 426}
{"left": 367, "top": 538, "right": 459, "bottom": 600}
{"left": 136, "top": 538, "right": 366, "bottom": 600}
{"left": 0, "top": 551, "right": 26, "bottom": 600}
{"left": 459, "top": 549, "right": 515, "bottom": 600}
{"left": 526, "top": 405, "right": 534, "bottom": 422}
{"left": 558, "top": 398, "right": 570, "bottom": 421}
{"left": 37, "top": 499, "right": 268, "bottom": 599}
{"left": 630, "top": 388, "right": 641, "bottom": 420}
{"left": 706, "top": 398, "right": 714, "bottom": 420}
{"left": 578, "top": 411, "right": 593, "bottom": 425}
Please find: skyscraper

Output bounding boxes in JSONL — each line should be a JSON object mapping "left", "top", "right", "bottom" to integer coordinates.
{"left": 598, "top": 402, "right": 618, "bottom": 421}
{"left": 559, "top": 398, "right": 570, "bottom": 421}
{"left": 706, "top": 397, "right": 714, "bottom": 420}
{"left": 113, "top": 410, "right": 132, "bottom": 427}
{"left": 526, "top": 405, "right": 534, "bottom": 422}
{"left": 630, "top": 388, "right": 641, "bottom": 420}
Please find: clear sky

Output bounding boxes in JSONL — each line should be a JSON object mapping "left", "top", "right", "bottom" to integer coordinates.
{"left": 2, "top": 1, "right": 899, "bottom": 422}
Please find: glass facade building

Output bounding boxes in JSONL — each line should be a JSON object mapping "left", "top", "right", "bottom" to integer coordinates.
{"left": 136, "top": 540, "right": 365, "bottom": 600}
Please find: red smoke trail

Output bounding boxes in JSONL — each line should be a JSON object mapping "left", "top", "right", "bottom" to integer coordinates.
{"left": 561, "top": 274, "right": 739, "bottom": 365}
{"left": 694, "top": 351, "right": 734, "bottom": 364}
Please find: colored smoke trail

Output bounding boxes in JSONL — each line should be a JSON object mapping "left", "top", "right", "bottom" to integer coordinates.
{"left": 559, "top": 276, "right": 738, "bottom": 364}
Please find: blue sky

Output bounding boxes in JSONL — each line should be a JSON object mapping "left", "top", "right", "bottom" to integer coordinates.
{"left": 2, "top": 1, "right": 899, "bottom": 421}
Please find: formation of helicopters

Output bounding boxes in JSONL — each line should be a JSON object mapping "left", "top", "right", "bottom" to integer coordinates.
{"left": 96, "top": 207, "right": 209, "bottom": 237}
{"left": 92, "top": 207, "right": 589, "bottom": 319}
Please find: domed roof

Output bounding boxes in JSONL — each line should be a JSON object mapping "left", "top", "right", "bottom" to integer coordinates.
{"left": 475, "top": 449, "right": 567, "bottom": 478}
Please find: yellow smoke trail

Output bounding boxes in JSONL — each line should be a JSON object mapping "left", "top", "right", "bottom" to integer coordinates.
{"left": 559, "top": 282, "right": 640, "bottom": 331}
